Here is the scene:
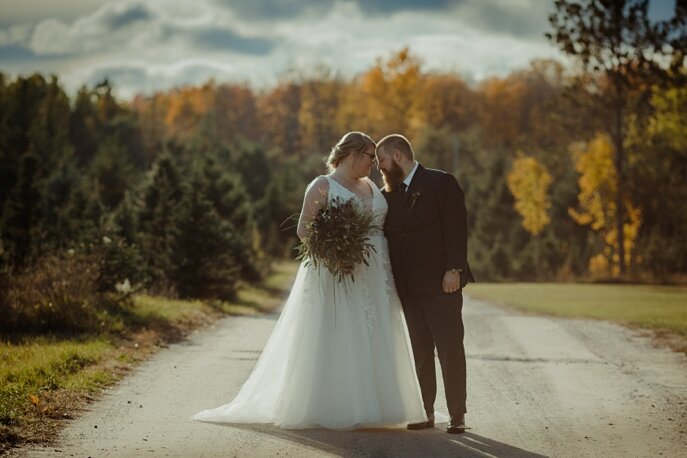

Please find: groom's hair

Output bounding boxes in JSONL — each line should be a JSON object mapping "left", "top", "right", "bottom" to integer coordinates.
{"left": 376, "top": 134, "right": 414, "bottom": 160}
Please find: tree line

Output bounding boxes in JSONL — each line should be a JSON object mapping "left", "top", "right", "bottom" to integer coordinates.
{"left": 0, "top": 76, "right": 291, "bottom": 333}
{"left": 1, "top": 1, "right": 685, "bottom": 333}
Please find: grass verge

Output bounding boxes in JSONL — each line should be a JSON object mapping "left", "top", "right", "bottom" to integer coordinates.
{"left": 467, "top": 282, "right": 687, "bottom": 353}
{"left": 0, "top": 261, "right": 298, "bottom": 453}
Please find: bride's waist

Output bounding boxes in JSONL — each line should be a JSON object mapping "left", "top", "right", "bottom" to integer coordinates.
{"left": 367, "top": 230, "right": 386, "bottom": 242}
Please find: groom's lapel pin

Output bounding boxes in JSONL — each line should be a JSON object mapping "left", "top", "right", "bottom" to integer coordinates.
{"left": 408, "top": 190, "right": 422, "bottom": 212}
{"left": 402, "top": 177, "right": 420, "bottom": 208}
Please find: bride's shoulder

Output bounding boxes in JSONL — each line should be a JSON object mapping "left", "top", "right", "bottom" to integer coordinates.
{"left": 305, "top": 175, "right": 330, "bottom": 194}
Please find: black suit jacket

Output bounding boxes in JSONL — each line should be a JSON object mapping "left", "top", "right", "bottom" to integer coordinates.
{"left": 382, "top": 164, "right": 475, "bottom": 296}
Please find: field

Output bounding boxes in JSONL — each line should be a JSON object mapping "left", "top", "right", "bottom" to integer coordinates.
{"left": 467, "top": 283, "right": 687, "bottom": 347}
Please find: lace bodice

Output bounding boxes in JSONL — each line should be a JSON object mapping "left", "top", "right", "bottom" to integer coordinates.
{"left": 323, "top": 175, "right": 387, "bottom": 230}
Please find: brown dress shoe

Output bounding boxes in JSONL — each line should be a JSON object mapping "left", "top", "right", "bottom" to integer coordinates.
{"left": 407, "top": 413, "right": 435, "bottom": 430}
{"left": 446, "top": 414, "right": 466, "bottom": 434}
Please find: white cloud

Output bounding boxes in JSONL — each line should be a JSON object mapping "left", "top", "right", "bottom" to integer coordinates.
{"left": 0, "top": 0, "right": 565, "bottom": 97}
{"left": 27, "top": 2, "right": 159, "bottom": 55}
{"left": 0, "top": 23, "right": 34, "bottom": 49}
{"left": 0, "top": 0, "right": 111, "bottom": 27}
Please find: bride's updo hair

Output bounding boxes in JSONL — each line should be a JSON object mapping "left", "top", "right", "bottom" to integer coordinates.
{"left": 326, "top": 131, "right": 376, "bottom": 172}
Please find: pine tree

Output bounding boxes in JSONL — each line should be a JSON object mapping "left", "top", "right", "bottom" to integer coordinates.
{"left": 67, "top": 182, "right": 104, "bottom": 245}
{"left": 110, "top": 190, "right": 138, "bottom": 244}
{"left": 232, "top": 144, "right": 272, "bottom": 200}
{"left": 199, "top": 154, "right": 263, "bottom": 281}
{"left": 43, "top": 156, "right": 83, "bottom": 249}
{"left": 88, "top": 137, "right": 137, "bottom": 210}
{"left": 1, "top": 153, "right": 43, "bottom": 268}
{"left": 469, "top": 156, "right": 522, "bottom": 280}
{"left": 28, "top": 75, "right": 72, "bottom": 173}
{"left": 137, "top": 153, "right": 185, "bottom": 289}
{"left": 0, "top": 72, "right": 10, "bottom": 217}
{"left": 70, "top": 86, "right": 99, "bottom": 167}
{"left": 170, "top": 175, "right": 240, "bottom": 300}
{"left": 0, "top": 74, "right": 79, "bottom": 273}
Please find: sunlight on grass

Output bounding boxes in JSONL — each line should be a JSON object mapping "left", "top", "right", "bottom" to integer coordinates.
{"left": 133, "top": 261, "right": 298, "bottom": 318}
{"left": 0, "top": 337, "right": 111, "bottom": 425}
{"left": 263, "top": 261, "right": 299, "bottom": 292}
{"left": 214, "top": 261, "right": 298, "bottom": 315}
{"left": 0, "top": 338, "right": 110, "bottom": 385}
{"left": 132, "top": 295, "right": 209, "bottom": 322}
{"left": 468, "top": 283, "right": 687, "bottom": 336}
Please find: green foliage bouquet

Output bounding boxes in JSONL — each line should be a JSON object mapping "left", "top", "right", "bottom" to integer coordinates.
{"left": 296, "top": 197, "right": 378, "bottom": 283}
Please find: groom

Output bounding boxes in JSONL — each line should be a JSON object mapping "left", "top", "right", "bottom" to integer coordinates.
{"left": 376, "top": 134, "right": 474, "bottom": 434}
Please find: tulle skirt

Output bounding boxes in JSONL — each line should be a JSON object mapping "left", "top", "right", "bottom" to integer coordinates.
{"left": 191, "top": 234, "right": 425, "bottom": 429}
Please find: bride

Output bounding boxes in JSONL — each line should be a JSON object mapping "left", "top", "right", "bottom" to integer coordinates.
{"left": 192, "top": 131, "right": 426, "bottom": 429}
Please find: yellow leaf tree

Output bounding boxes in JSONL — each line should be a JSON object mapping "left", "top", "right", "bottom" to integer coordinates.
{"left": 568, "top": 133, "right": 642, "bottom": 277}
{"left": 343, "top": 47, "right": 424, "bottom": 138}
{"left": 506, "top": 153, "right": 552, "bottom": 236}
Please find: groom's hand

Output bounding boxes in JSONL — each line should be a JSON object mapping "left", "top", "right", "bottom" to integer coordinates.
{"left": 442, "top": 270, "right": 461, "bottom": 293}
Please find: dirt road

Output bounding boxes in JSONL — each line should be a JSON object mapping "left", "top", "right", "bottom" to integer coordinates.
{"left": 23, "top": 295, "right": 687, "bottom": 457}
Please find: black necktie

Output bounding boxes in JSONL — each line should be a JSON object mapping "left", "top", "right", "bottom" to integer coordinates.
{"left": 399, "top": 182, "right": 408, "bottom": 193}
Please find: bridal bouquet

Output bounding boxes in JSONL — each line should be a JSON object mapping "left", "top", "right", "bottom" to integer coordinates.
{"left": 296, "top": 197, "right": 378, "bottom": 283}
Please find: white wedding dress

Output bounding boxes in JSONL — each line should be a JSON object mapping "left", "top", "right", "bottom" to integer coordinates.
{"left": 192, "top": 176, "right": 426, "bottom": 429}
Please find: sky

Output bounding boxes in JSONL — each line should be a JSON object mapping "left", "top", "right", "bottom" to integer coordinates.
{"left": 0, "top": 0, "right": 678, "bottom": 99}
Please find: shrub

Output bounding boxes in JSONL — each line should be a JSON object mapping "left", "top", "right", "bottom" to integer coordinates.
{"left": 1, "top": 252, "right": 103, "bottom": 334}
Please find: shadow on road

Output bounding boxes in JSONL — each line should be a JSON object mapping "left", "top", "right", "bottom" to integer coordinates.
{"left": 222, "top": 424, "right": 546, "bottom": 457}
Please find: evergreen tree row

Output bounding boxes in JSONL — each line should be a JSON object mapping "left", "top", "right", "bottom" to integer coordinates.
{"left": 0, "top": 75, "right": 275, "bottom": 333}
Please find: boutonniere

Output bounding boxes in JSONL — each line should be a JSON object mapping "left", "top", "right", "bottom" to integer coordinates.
{"left": 409, "top": 190, "right": 422, "bottom": 210}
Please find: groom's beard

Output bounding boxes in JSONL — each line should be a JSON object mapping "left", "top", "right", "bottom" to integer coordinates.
{"left": 381, "top": 161, "right": 405, "bottom": 192}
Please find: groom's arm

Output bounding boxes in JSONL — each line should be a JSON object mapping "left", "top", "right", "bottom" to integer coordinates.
{"left": 438, "top": 173, "right": 468, "bottom": 272}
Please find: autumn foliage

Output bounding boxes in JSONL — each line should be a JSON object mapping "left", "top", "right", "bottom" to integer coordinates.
{"left": 1, "top": 43, "right": 686, "bottom": 315}
{"left": 507, "top": 153, "right": 552, "bottom": 236}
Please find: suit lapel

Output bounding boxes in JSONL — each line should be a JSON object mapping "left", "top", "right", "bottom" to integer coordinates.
{"left": 383, "top": 187, "right": 404, "bottom": 220}
{"left": 402, "top": 164, "right": 425, "bottom": 218}
{"left": 385, "top": 164, "right": 426, "bottom": 228}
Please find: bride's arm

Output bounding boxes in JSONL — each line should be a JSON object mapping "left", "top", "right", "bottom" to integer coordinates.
{"left": 296, "top": 177, "right": 329, "bottom": 240}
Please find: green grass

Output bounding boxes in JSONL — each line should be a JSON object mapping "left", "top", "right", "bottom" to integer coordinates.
{"left": 261, "top": 261, "right": 299, "bottom": 292}
{"left": 0, "top": 261, "right": 299, "bottom": 448}
{"left": 467, "top": 283, "right": 687, "bottom": 337}
{"left": 0, "top": 337, "right": 113, "bottom": 426}
{"left": 130, "top": 295, "right": 210, "bottom": 321}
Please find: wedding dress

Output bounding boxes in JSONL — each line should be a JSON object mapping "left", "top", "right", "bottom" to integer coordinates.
{"left": 192, "top": 175, "right": 426, "bottom": 429}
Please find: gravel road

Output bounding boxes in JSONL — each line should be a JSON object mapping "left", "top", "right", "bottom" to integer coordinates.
{"left": 22, "top": 294, "right": 687, "bottom": 457}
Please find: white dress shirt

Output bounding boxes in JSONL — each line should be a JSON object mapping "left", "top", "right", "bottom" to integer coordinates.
{"left": 402, "top": 161, "right": 419, "bottom": 191}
